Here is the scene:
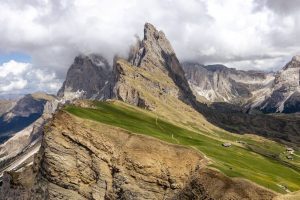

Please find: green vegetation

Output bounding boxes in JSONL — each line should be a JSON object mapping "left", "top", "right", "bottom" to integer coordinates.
{"left": 65, "top": 101, "right": 300, "bottom": 193}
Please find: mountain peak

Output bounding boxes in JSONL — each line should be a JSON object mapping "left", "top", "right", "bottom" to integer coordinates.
{"left": 131, "top": 23, "right": 196, "bottom": 104}
{"left": 144, "top": 22, "right": 174, "bottom": 54}
{"left": 144, "top": 23, "right": 162, "bottom": 39}
{"left": 292, "top": 55, "right": 300, "bottom": 63}
{"left": 129, "top": 23, "right": 175, "bottom": 70}
{"left": 283, "top": 55, "right": 300, "bottom": 70}
{"left": 143, "top": 23, "right": 170, "bottom": 50}
{"left": 57, "top": 54, "right": 113, "bottom": 100}
{"left": 144, "top": 23, "right": 158, "bottom": 39}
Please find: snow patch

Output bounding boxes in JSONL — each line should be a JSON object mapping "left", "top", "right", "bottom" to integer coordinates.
{"left": 59, "top": 89, "right": 86, "bottom": 103}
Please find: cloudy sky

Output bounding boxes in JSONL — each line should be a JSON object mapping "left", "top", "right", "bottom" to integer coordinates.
{"left": 0, "top": 0, "right": 299, "bottom": 97}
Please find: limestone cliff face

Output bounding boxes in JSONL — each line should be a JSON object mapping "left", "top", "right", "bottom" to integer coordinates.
{"left": 112, "top": 23, "right": 197, "bottom": 111}
{"left": 0, "top": 110, "right": 275, "bottom": 200}
{"left": 58, "top": 54, "right": 114, "bottom": 101}
{"left": 113, "top": 60, "right": 152, "bottom": 109}
{"left": 183, "top": 62, "right": 273, "bottom": 104}
{"left": 37, "top": 112, "right": 206, "bottom": 199}
{"left": 257, "top": 56, "right": 300, "bottom": 113}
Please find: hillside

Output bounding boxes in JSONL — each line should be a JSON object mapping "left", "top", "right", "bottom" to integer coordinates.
{"left": 66, "top": 101, "right": 300, "bottom": 193}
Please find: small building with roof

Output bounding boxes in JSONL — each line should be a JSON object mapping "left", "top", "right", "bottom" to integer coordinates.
{"left": 222, "top": 143, "right": 232, "bottom": 147}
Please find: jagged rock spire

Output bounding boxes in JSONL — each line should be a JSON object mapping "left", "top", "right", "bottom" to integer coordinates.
{"left": 292, "top": 55, "right": 300, "bottom": 62}
{"left": 129, "top": 23, "right": 196, "bottom": 105}
{"left": 130, "top": 23, "right": 176, "bottom": 70}
{"left": 283, "top": 55, "right": 300, "bottom": 70}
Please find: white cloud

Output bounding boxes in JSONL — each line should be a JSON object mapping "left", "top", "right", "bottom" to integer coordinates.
{"left": 0, "top": 60, "right": 29, "bottom": 77}
{"left": 0, "top": 79, "right": 28, "bottom": 92}
{"left": 0, "top": 0, "right": 300, "bottom": 96}
{"left": 222, "top": 56, "right": 288, "bottom": 72}
{"left": 0, "top": 60, "right": 61, "bottom": 95}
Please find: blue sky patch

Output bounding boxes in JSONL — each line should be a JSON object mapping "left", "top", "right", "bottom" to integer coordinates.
{"left": 0, "top": 52, "right": 32, "bottom": 64}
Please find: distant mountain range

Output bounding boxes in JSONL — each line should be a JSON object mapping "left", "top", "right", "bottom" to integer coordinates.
{"left": 183, "top": 56, "right": 300, "bottom": 114}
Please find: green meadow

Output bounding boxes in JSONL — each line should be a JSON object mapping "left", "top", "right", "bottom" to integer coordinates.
{"left": 65, "top": 101, "right": 300, "bottom": 193}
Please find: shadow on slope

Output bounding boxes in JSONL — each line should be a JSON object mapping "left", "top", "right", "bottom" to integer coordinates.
{"left": 193, "top": 101, "right": 300, "bottom": 146}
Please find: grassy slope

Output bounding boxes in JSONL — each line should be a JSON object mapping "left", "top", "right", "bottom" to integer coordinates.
{"left": 65, "top": 101, "right": 300, "bottom": 193}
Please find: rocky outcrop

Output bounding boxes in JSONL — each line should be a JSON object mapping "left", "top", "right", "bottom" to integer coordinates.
{"left": 111, "top": 23, "right": 198, "bottom": 110}
{"left": 256, "top": 56, "right": 300, "bottom": 113}
{"left": 0, "top": 100, "right": 16, "bottom": 117}
{"left": 129, "top": 23, "right": 196, "bottom": 105}
{"left": 0, "top": 111, "right": 276, "bottom": 200}
{"left": 183, "top": 56, "right": 300, "bottom": 114}
{"left": 57, "top": 54, "right": 114, "bottom": 100}
{"left": 283, "top": 91, "right": 300, "bottom": 113}
{"left": 0, "top": 164, "right": 36, "bottom": 200}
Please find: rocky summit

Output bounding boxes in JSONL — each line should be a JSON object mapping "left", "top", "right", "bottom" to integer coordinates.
{"left": 129, "top": 23, "right": 196, "bottom": 105}
{"left": 1, "top": 23, "right": 300, "bottom": 200}
{"left": 58, "top": 54, "right": 114, "bottom": 100}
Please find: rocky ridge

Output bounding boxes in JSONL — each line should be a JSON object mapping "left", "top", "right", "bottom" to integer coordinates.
{"left": 57, "top": 23, "right": 197, "bottom": 113}
{"left": 256, "top": 56, "right": 300, "bottom": 113}
{"left": 129, "top": 23, "right": 196, "bottom": 106}
{"left": 57, "top": 54, "right": 114, "bottom": 101}
{"left": 183, "top": 62, "right": 274, "bottom": 104}
{"left": 0, "top": 94, "right": 59, "bottom": 183}
{"left": 0, "top": 93, "right": 55, "bottom": 143}
{"left": 183, "top": 56, "right": 300, "bottom": 114}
